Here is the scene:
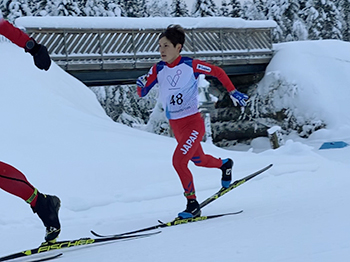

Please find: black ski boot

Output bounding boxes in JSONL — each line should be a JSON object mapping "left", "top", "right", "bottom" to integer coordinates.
{"left": 178, "top": 199, "right": 201, "bottom": 219}
{"left": 32, "top": 192, "right": 61, "bottom": 242}
{"left": 220, "top": 158, "right": 233, "bottom": 188}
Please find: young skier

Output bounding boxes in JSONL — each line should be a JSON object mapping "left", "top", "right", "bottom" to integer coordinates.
{"left": 136, "top": 25, "right": 249, "bottom": 219}
{"left": 0, "top": 16, "right": 60, "bottom": 241}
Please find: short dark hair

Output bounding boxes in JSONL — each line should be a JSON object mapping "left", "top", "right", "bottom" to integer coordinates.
{"left": 159, "top": 24, "right": 185, "bottom": 51}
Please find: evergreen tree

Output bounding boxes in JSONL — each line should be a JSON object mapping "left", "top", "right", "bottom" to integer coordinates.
{"left": 241, "top": 0, "right": 267, "bottom": 20}
{"left": 2, "top": 0, "right": 32, "bottom": 21}
{"left": 219, "top": 0, "right": 230, "bottom": 17}
{"left": 148, "top": 0, "right": 170, "bottom": 17}
{"left": 229, "top": 0, "right": 242, "bottom": 17}
{"left": 32, "top": 0, "right": 47, "bottom": 16}
{"left": 105, "top": 0, "right": 123, "bottom": 16}
{"left": 54, "top": 0, "right": 81, "bottom": 16}
{"left": 81, "top": 0, "right": 107, "bottom": 16}
{"left": 170, "top": 0, "right": 189, "bottom": 17}
{"left": 302, "top": 0, "right": 341, "bottom": 40}
{"left": 31, "top": 0, "right": 57, "bottom": 16}
{"left": 76, "top": 0, "right": 88, "bottom": 15}
{"left": 192, "top": 0, "right": 218, "bottom": 17}
{"left": 123, "top": 0, "right": 149, "bottom": 17}
{"left": 0, "top": 1, "right": 7, "bottom": 18}
{"left": 81, "top": 0, "right": 95, "bottom": 16}
{"left": 266, "top": 0, "right": 287, "bottom": 42}
{"left": 339, "top": 0, "right": 350, "bottom": 41}
{"left": 266, "top": 0, "right": 307, "bottom": 42}
{"left": 282, "top": 0, "right": 305, "bottom": 41}
{"left": 321, "top": 0, "right": 342, "bottom": 39}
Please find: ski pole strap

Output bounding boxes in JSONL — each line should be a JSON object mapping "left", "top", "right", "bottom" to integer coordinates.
{"left": 26, "top": 188, "right": 38, "bottom": 204}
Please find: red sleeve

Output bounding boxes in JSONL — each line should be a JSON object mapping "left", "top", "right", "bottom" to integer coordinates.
{"left": 0, "top": 19, "right": 30, "bottom": 48}
{"left": 193, "top": 59, "right": 236, "bottom": 92}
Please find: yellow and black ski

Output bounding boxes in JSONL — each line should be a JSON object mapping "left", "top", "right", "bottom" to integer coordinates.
{"left": 92, "top": 210, "right": 243, "bottom": 238}
{"left": 0, "top": 231, "right": 160, "bottom": 262}
{"left": 91, "top": 164, "right": 273, "bottom": 238}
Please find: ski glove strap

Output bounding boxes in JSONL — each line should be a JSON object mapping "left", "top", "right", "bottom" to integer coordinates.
{"left": 230, "top": 90, "right": 249, "bottom": 107}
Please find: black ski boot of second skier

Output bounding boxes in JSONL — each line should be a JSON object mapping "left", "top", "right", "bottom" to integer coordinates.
{"left": 32, "top": 192, "right": 61, "bottom": 242}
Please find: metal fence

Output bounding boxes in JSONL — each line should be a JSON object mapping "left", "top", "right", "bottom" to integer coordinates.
{"left": 26, "top": 27, "right": 274, "bottom": 71}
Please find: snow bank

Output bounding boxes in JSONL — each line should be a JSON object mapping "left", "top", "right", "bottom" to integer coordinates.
{"left": 258, "top": 39, "right": 350, "bottom": 130}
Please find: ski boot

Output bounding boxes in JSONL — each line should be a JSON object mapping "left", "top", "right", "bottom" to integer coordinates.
{"left": 178, "top": 199, "right": 201, "bottom": 219}
{"left": 32, "top": 192, "right": 61, "bottom": 242}
{"left": 220, "top": 158, "right": 233, "bottom": 188}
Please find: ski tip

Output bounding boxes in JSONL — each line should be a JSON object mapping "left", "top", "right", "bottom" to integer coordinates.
{"left": 90, "top": 230, "right": 104, "bottom": 237}
{"left": 267, "top": 164, "right": 273, "bottom": 170}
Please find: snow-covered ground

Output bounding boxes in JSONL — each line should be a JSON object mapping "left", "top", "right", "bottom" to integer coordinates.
{"left": 1, "top": 38, "right": 350, "bottom": 262}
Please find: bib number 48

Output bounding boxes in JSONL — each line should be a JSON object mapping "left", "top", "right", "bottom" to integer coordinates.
{"left": 170, "top": 93, "right": 183, "bottom": 105}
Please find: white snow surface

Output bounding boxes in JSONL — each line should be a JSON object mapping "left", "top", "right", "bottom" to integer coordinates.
{"left": 1, "top": 38, "right": 350, "bottom": 262}
{"left": 15, "top": 16, "right": 276, "bottom": 30}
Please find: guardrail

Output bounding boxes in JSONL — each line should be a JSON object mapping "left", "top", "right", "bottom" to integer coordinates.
{"left": 17, "top": 17, "right": 276, "bottom": 85}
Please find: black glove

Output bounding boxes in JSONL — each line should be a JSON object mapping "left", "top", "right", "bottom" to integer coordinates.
{"left": 25, "top": 38, "right": 51, "bottom": 71}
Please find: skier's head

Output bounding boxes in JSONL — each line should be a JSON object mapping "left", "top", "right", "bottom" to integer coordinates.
{"left": 158, "top": 24, "right": 185, "bottom": 64}
{"left": 159, "top": 24, "right": 185, "bottom": 52}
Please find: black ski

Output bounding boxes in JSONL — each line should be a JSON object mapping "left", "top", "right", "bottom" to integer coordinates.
{"left": 200, "top": 163, "right": 273, "bottom": 208}
{"left": 0, "top": 231, "right": 159, "bottom": 262}
{"left": 91, "top": 210, "right": 243, "bottom": 238}
{"left": 91, "top": 163, "right": 272, "bottom": 238}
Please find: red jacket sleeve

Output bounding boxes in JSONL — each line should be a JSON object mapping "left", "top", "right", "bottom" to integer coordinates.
{"left": 193, "top": 59, "right": 236, "bottom": 92}
{"left": 0, "top": 19, "right": 30, "bottom": 48}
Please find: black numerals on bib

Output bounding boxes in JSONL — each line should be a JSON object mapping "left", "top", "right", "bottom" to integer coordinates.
{"left": 170, "top": 93, "right": 183, "bottom": 105}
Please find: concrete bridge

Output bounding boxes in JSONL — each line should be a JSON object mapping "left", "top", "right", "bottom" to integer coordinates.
{"left": 16, "top": 17, "right": 276, "bottom": 86}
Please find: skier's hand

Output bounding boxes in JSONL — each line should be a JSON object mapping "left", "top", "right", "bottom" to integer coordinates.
{"left": 25, "top": 38, "right": 51, "bottom": 71}
{"left": 136, "top": 74, "right": 147, "bottom": 97}
{"left": 230, "top": 90, "right": 249, "bottom": 107}
{"left": 136, "top": 74, "right": 147, "bottom": 89}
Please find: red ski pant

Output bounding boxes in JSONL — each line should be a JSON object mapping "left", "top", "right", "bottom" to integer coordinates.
{"left": 0, "top": 161, "right": 38, "bottom": 206}
{"left": 169, "top": 113, "right": 222, "bottom": 199}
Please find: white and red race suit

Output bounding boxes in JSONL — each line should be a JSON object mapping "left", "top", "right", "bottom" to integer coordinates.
{"left": 138, "top": 55, "right": 236, "bottom": 199}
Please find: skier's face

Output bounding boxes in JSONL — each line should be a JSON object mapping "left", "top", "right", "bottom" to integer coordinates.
{"left": 159, "top": 37, "right": 182, "bottom": 64}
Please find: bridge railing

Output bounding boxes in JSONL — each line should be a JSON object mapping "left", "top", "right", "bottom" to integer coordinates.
{"left": 16, "top": 17, "right": 276, "bottom": 84}
{"left": 24, "top": 27, "right": 273, "bottom": 70}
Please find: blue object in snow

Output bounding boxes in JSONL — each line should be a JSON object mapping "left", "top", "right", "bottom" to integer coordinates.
{"left": 319, "top": 141, "right": 349, "bottom": 150}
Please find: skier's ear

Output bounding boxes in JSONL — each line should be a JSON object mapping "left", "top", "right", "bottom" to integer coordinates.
{"left": 176, "top": 43, "right": 182, "bottom": 53}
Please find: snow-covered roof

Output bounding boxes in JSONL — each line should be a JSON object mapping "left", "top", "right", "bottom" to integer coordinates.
{"left": 15, "top": 16, "right": 277, "bottom": 30}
